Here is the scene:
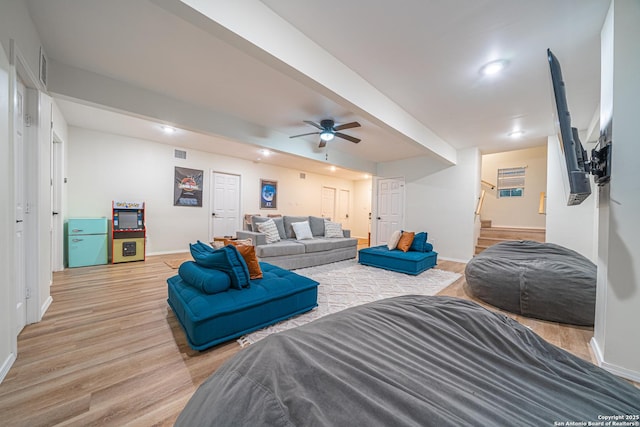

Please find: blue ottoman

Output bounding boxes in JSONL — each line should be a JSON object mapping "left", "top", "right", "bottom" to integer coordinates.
{"left": 167, "top": 262, "right": 318, "bottom": 350}
{"left": 358, "top": 245, "right": 438, "bottom": 275}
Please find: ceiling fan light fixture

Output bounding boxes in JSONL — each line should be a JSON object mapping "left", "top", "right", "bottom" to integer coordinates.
{"left": 320, "top": 130, "right": 335, "bottom": 141}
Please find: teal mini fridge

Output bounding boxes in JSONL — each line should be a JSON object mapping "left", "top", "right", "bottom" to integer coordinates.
{"left": 67, "top": 218, "right": 108, "bottom": 268}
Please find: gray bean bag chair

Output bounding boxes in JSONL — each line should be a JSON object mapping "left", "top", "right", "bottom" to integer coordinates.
{"left": 465, "top": 240, "right": 596, "bottom": 326}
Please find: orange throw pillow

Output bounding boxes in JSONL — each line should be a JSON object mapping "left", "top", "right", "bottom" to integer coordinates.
{"left": 396, "top": 231, "right": 415, "bottom": 252}
{"left": 233, "top": 244, "right": 263, "bottom": 280}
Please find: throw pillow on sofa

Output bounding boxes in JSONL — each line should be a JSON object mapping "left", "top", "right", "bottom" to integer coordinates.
{"left": 291, "top": 221, "right": 314, "bottom": 240}
{"left": 178, "top": 261, "right": 231, "bottom": 294}
{"left": 228, "top": 242, "right": 263, "bottom": 279}
{"left": 257, "top": 219, "right": 281, "bottom": 243}
{"left": 324, "top": 220, "right": 344, "bottom": 238}
{"left": 387, "top": 230, "right": 402, "bottom": 250}
{"left": 409, "top": 232, "right": 433, "bottom": 252}
{"left": 190, "top": 241, "right": 250, "bottom": 289}
{"left": 252, "top": 216, "right": 286, "bottom": 240}
{"left": 396, "top": 231, "right": 415, "bottom": 252}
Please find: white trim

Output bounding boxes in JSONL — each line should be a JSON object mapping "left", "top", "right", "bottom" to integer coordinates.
{"left": 438, "top": 255, "right": 471, "bottom": 264}
{"left": 40, "top": 295, "right": 53, "bottom": 320}
{"left": 147, "top": 249, "right": 190, "bottom": 256}
{"left": 590, "top": 337, "right": 640, "bottom": 383}
{"left": 0, "top": 353, "right": 17, "bottom": 384}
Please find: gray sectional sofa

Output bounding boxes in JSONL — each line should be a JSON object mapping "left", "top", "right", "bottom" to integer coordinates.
{"left": 236, "top": 215, "right": 358, "bottom": 270}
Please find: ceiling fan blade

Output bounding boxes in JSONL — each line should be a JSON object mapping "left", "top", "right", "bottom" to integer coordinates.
{"left": 290, "top": 131, "right": 320, "bottom": 139}
{"left": 318, "top": 140, "right": 327, "bottom": 148}
{"left": 333, "top": 121, "right": 361, "bottom": 131}
{"left": 335, "top": 132, "right": 361, "bottom": 143}
{"left": 303, "top": 120, "right": 323, "bottom": 130}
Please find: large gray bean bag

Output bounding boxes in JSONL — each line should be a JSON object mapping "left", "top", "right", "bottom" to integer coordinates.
{"left": 465, "top": 240, "right": 596, "bottom": 326}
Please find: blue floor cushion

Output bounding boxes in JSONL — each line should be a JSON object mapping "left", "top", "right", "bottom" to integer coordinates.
{"left": 168, "top": 262, "right": 319, "bottom": 350}
{"left": 358, "top": 245, "right": 438, "bottom": 275}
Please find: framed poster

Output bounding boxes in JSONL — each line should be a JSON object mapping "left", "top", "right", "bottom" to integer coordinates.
{"left": 174, "top": 167, "right": 203, "bottom": 207}
{"left": 260, "top": 179, "right": 277, "bottom": 209}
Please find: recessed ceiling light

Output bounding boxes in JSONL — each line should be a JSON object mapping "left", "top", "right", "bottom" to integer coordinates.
{"left": 508, "top": 130, "right": 525, "bottom": 138}
{"left": 480, "top": 59, "right": 509, "bottom": 76}
{"left": 364, "top": 174, "right": 371, "bottom": 179}
{"left": 161, "top": 125, "right": 176, "bottom": 134}
{"left": 329, "top": 166, "right": 337, "bottom": 172}
{"left": 260, "top": 149, "right": 271, "bottom": 157}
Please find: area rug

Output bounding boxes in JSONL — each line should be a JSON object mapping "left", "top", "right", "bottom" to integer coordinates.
{"left": 164, "top": 255, "right": 192, "bottom": 269}
{"left": 237, "top": 260, "right": 461, "bottom": 347}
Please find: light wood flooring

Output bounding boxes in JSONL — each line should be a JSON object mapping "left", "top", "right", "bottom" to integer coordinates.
{"left": 0, "top": 253, "right": 604, "bottom": 426}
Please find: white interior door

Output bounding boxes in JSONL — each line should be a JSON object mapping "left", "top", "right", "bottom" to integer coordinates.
{"left": 14, "top": 78, "right": 26, "bottom": 334}
{"left": 51, "top": 135, "right": 63, "bottom": 271}
{"left": 321, "top": 186, "right": 336, "bottom": 220}
{"left": 337, "top": 189, "right": 350, "bottom": 228}
{"left": 210, "top": 172, "right": 241, "bottom": 239}
{"left": 375, "top": 178, "right": 405, "bottom": 245}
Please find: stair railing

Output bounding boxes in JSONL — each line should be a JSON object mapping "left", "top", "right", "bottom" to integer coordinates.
{"left": 475, "top": 189, "right": 486, "bottom": 217}
{"left": 539, "top": 192, "right": 546, "bottom": 215}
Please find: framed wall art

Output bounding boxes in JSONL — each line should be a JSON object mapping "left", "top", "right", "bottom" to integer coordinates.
{"left": 260, "top": 179, "right": 277, "bottom": 209}
{"left": 174, "top": 167, "right": 203, "bottom": 207}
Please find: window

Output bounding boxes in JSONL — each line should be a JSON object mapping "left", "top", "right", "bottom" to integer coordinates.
{"left": 497, "top": 167, "right": 525, "bottom": 198}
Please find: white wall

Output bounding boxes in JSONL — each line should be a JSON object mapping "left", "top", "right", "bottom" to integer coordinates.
{"left": 481, "top": 146, "right": 547, "bottom": 228}
{"left": 545, "top": 135, "right": 597, "bottom": 261}
{"left": 377, "top": 147, "right": 481, "bottom": 262}
{"left": 0, "top": 1, "right": 42, "bottom": 86}
{"left": 66, "top": 127, "right": 363, "bottom": 254}
{"left": 591, "top": 0, "right": 640, "bottom": 383}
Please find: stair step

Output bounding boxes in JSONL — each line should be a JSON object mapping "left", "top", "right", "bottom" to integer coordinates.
{"left": 479, "top": 226, "right": 545, "bottom": 241}
{"left": 480, "top": 219, "right": 492, "bottom": 228}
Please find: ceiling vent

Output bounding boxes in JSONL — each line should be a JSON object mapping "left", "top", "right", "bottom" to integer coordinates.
{"left": 174, "top": 149, "right": 187, "bottom": 160}
{"left": 299, "top": 172, "right": 306, "bottom": 179}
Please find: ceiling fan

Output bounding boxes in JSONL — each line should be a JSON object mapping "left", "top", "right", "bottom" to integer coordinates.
{"left": 289, "top": 119, "right": 361, "bottom": 148}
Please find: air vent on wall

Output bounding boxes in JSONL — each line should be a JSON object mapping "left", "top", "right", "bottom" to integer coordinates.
{"left": 174, "top": 149, "right": 187, "bottom": 159}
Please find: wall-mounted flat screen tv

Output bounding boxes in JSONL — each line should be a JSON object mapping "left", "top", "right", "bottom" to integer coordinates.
{"left": 547, "top": 48, "right": 592, "bottom": 206}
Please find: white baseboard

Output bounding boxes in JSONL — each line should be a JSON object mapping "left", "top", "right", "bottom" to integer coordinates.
{"left": 438, "top": 255, "right": 471, "bottom": 264}
{"left": 0, "top": 352, "right": 16, "bottom": 384}
{"left": 590, "top": 337, "right": 640, "bottom": 383}
{"left": 147, "top": 249, "right": 189, "bottom": 256}
{"left": 40, "top": 295, "right": 53, "bottom": 319}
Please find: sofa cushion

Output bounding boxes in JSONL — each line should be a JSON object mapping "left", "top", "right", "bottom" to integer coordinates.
{"left": 397, "top": 231, "right": 415, "bottom": 252}
{"left": 178, "top": 261, "right": 231, "bottom": 294}
{"left": 308, "top": 216, "right": 326, "bottom": 237}
{"left": 324, "top": 220, "right": 344, "bottom": 238}
{"left": 255, "top": 240, "right": 306, "bottom": 258}
{"left": 387, "top": 230, "right": 402, "bottom": 250}
{"left": 298, "top": 237, "right": 357, "bottom": 253}
{"left": 252, "top": 216, "right": 286, "bottom": 240}
{"left": 284, "top": 216, "right": 308, "bottom": 239}
{"left": 409, "top": 232, "right": 429, "bottom": 252}
{"left": 257, "top": 219, "right": 281, "bottom": 243}
{"left": 292, "top": 221, "right": 314, "bottom": 240}
{"left": 234, "top": 245, "right": 263, "bottom": 280}
{"left": 190, "top": 242, "right": 250, "bottom": 289}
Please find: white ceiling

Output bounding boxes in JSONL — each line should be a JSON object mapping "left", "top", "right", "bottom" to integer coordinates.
{"left": 25, "top": 0, "right": 609, "bottom": 179}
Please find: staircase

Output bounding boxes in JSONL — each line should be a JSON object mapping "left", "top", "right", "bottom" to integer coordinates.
{"left": 475, "top": 219, "right": 546, "bottom": 255}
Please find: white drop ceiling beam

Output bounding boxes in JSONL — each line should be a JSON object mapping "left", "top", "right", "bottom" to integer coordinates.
{"left": 48, "top": 60, "right": 376, "bottom": 174}
{"left": 166, "top": 0, "right": 457, "bottom": 166}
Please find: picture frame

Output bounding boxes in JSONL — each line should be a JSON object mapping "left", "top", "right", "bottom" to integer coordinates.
{"left": 174, "top": 167, "right": 203, "bottom": 207}
{"left": 260, "top": 179, "right": 277, "bottom": 210}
